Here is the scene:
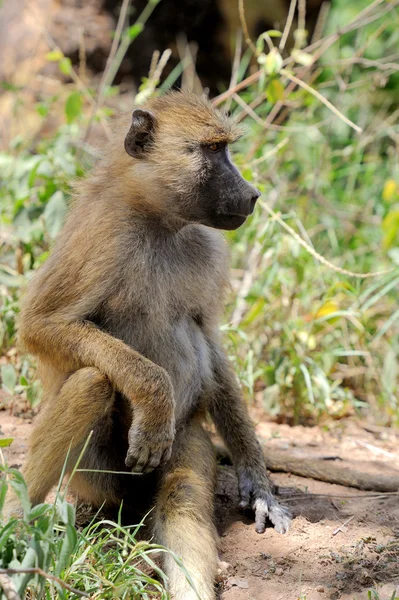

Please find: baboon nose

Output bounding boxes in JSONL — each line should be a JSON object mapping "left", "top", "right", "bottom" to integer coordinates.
{"left": 249, "top": 188, "right": 261, "bottom": 212}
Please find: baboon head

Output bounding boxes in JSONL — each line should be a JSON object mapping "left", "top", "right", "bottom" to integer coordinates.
{"left": 123, "top": 91, "right": 260, "bottom": 230}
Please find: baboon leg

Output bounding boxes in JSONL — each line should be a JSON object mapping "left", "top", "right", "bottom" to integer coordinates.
{"left": 19, "top": 367, "right": 114, "bottom": 507}
{"left": 154, "top": 418, "right": 218, "bottom": 600}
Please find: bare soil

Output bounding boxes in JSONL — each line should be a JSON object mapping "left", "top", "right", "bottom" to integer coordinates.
{"left": 1, "top": 400, "right": 398, "bottom": 600}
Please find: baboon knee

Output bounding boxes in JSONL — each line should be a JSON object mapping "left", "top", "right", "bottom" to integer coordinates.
{"left": 158, "top": 467, "right": 213, "bottom": 518}
{"left": 71, "top": 367, "right": 110, "bottom": 394}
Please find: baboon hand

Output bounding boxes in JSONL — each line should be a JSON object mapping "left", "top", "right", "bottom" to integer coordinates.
{"left": 125, "top": 414, "right": 176, "bottom": 474}
{"left": 237, "top": 467, "right": 292, "bottom": 534}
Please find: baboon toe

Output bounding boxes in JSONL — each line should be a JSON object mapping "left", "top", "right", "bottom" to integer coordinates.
{"left": 253, "top": 496, "right": 292, "bottom": 534}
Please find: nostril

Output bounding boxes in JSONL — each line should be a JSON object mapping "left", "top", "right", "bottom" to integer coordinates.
{"left": 249, "top": 195, "right": 258, "bottom": 213}
{"left": 250, "top": 190, "right": 260, "bottom": 208}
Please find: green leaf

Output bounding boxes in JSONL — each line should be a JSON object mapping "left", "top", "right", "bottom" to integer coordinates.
{"left": 1, "top": 364, "right": 17, "bottom": 394}
{"left": 128, "top": 23, "right": 144, "bottom": 40}
{"left": 46, "top": 49, "right": 64, "bottom": 61}
{"left": 0, "top": 479, "right": 7, "bottom": 514}
{"left": 266, "top": 78, "right": 285, "bottom": 103}
{"left": 43, "top": 191, "right": 67, "bottom": 239}
{"left": 55, "top": 523, "right": 78, "bottom": 576}
{"left": 59, "top": 57, "right": 72, "bottom": 76}
{"left": 65, "top": 91, "right": 82, "bottom": 124}
{"left": 0, "top": 438, "right": 13, "bottom": 447}
{"left": 18, "top": 547, "right": 38, "bottom": 596}
{"left": 300, "top": 364, "right": 315, "bottom": 404}
{"left": 56, "top": 498, "right": 75, "bottom": 526}
{"left": 382, "top": 210, "right": 399, "bottom": 249}
{"left": 9, "top": 470, "right": 31, "bottom": 519}
{"left": 28, "top": 503, "right": 51, "bottom": 521}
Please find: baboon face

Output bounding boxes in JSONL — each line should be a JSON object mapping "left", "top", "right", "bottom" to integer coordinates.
{"left": 192, "top": 141, "right": 261, "bottom": 230}
{"left": 124, "top": 93, "right": 260, "bottom": 230}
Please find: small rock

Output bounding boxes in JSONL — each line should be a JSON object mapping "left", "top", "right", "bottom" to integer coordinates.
{"left": 316, "top": 586, "right": 325, "bottom": 593}
{"left": 217, "top": 561, "right": 232, "bottom": 574}
{"left": 228, "top": 578, "right": 249, "bottom": 589}
{"left": 275, "top": 567, "right": 284, "bottom": 576}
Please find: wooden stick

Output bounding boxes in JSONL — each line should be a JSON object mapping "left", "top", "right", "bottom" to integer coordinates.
{"left": 264, "top": 447, "right": 399, "bottom": 492}
{"left": 333, "top": 515, "right": 355, "bottom": 535}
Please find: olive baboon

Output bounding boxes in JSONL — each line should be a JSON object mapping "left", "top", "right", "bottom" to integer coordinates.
{"left": 8, "top": 92, "right": 291, "bottom": 599}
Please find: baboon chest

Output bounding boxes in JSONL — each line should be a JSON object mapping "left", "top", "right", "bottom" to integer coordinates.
{"left": 104, "top": 224, "right": 227, "bottom": 420}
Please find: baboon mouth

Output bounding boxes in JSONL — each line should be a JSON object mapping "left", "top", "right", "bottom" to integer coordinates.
{"left": 212, "top": 213, "right": 247, "bottom": 230}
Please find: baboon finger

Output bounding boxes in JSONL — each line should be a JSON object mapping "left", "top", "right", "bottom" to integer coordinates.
{"left": 161, "top": 444, "right": 173, "bottom": 465}
{"left": 143, "top": 448, "right": 164, "bottom": 473}
{"left": 125, "top": 445, "right": 149, "bottom": 471}
{"left": 252, "top": 496, "right": 292, "bottom": 534}
{"left": 267, "top": 502, "right": 292, "bottom": 534}
{"left": 253, "top": 498, "right": 268, "bottom": 534}
{"left": 238, "top": 487, "right": 251, "bottom": 510}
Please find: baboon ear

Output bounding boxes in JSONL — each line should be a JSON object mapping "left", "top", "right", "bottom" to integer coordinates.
{"left": 124, "top": 109, "right": 157, "bottom": 158}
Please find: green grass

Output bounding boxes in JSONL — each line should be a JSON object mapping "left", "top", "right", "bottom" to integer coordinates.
{"left": 0, "top": 453, "right": 199, "bottom": 599}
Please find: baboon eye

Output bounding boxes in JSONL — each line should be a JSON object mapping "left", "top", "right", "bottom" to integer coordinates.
{"left": 207, "top": 142, "right": 222, "bottom": 153}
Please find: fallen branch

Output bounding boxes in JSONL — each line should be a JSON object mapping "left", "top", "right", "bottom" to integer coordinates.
{"left": 263, "top": 447, "right": 399, "bottom": 492}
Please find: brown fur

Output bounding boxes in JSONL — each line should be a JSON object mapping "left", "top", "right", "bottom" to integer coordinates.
{"left": 7, "top": 91, "right": 290, "bottom": 600}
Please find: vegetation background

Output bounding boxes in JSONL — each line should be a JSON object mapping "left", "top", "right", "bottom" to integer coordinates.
{"left": 0, "top": 0, "right": 398, "bottom": 598}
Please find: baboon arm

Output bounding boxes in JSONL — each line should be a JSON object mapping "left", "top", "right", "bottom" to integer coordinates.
{"left": 20, "top": 315, "right": 174, "bottom": 417}
{"left": 207, "top": 343, "right": 263, "bottom": 466}
{"left": 208, "top": 342, "right": 291, "bottom": 533}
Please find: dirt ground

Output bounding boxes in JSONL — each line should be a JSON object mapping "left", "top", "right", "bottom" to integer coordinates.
{"left": 1, "top": 403, "right": 398, "bottom": 600}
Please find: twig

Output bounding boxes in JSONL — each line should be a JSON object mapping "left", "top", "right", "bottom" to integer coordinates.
{"left": 177, "top": 36, "right": 201, "bottom": 93}
{"left": 305, "top": 0, "right": 399, "bottom": 63}
{"left": 311, "top": 1, "right": 330, "bottom": 45}
{"left": 213, "top": 70, "right": 262, "bottom": 106}
{"left": 332, "top": 515, "right": 355, "bottom": 536}
{"left": 0, "top": 574, "right": 21, "bottom": 600}
{"left": 338, "top": 57, "right": 399, "bottom": 72}
{"left": 135, "top": 48, "right": 172, "bottom": 103}
{"left": 213, "top": 0, "right": 399, "bottom": 107}
{"left": 78, "top": 27, "right": 86, "bottom": 83}
{"left": 298, "top": 0, "right": 307, "bottom": 36}
{"left": 260, "top": 199, "right": 394, "bottom": 279}
{"left": 83, "top": 0, "right": 131, "bottom": 143}
{"left": 224, "top": 29, "right": 243, "bottom": 112}
{"left": 238, "top": 0, "right": 257, "bottom": 55}
{"left": 106, "top": 0, "right": 161, "bottom": 90}
{"left": 232, "top": 93, "right": 270, "bottom": 129}
{"left": 0, "top": 569, "right": 89, "bottom": 598}
{"left": 280, "top": 0, "right": 298, "bottom": 51}
{"left": 280, "top": 68, "right": 362, "bottom": 133}
{"left": 282, "top": 491, "right": 399, "bottom": 501}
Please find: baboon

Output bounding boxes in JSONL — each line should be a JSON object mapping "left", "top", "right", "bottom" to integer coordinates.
{"left": 8, "top": 92, "right": 291, "bottom": 600}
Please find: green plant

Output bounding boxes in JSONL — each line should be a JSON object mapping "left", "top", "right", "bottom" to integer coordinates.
{"left": 0, "top": 441, "right": 198, "bottom": 599}
{"left": 367, "top": 589, "right": 399, "bottom": 600}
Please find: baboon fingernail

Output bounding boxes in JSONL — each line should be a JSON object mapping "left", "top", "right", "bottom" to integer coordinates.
{"left": 255, "top": 523, "right": 266, "bottom": 533}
